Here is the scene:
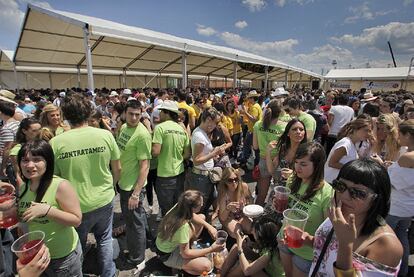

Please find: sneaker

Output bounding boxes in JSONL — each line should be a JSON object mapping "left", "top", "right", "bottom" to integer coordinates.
{"left": 156, "top": 210, "right": 163, "bottom": 222}
{"left": 126, "top": 256, "right": 145, "bottom": 269}
{"left": 131, "top": 260, "right": 146, "bottom": 275}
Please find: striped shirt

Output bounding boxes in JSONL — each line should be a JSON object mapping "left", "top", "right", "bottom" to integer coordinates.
{"left": 0, "top": 120, "right": 20, "bottom": 163}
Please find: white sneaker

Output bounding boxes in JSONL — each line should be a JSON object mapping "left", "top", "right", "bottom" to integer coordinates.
{"left": 132, "top": 260, "right": 146, "bottom": 275}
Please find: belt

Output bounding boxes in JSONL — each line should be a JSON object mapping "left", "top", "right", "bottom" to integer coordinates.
{"left": 192, "top": 167, "right": 210, "bottom": 176}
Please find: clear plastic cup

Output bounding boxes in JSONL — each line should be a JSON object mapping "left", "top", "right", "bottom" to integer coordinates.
{"left": 273, "top": 186, "right": 290, "bottom": 213}
{"left": 0, "top": 196, "right": 18, "bottom": 229}
{"left": 215, "top": 230, "right": 228, "bottom": 245}
{"left": 0, "top": 183, "right": 15, "bottom": 203}
{"left": 11, "top": 230, "right": 45, "bottom": 265}
{"left": 282, "top": 209, "right": 308, "bottom": 248}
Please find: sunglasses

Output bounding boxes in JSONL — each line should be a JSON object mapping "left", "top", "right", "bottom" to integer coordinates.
{"left": 227, "top": 177, "right": 238, "bottom": 183}
{"left": 331, "top": 179, "right": 377, "bottom": 200}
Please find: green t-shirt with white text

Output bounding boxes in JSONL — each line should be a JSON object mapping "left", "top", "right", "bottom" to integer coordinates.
{"left": 50, "top": 127, "right": 120, "bottom": 213}
{"left": 117, "top": 123, "right": 152, "bottom": 191}
{"left": 253, "top": 120, "right": 287, "bottom": 158}
{"left": 152, "top": 120, "right": 190, "bottom": 177}
{"left": 286, "top": 180, "right": 333, "bottom": 261}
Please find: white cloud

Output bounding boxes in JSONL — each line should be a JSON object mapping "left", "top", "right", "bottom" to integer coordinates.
{"left": 344, "top": 2, "right": 394, "bottom": 24}
{"left": 242, "top": 0, "right": 266, "bottom": 12}
{"left": 19, "top": 0, "right": 52, "bottom": 9}
{"left": 403, "top": 0, "right": 413, "bottom": 6}
{"left": 275, "top": 0, "right": 313, "bottom": 7}
{"left": 331, "top": 22, "right": 414, "bottom": 55}
{"left": 235, "top": 20, "right": 248, "bottom": 29}
{"left": 0, "top": 0, "right": 25, "bottom": 34}
{"left": 196, "top": 24, "right": 217, "bottom": 36}
{"left": 219, "top": 31, "right": 298, "bottom": 56}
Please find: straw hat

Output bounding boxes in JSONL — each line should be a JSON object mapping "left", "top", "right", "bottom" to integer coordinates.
{"left": 247, "top": 90, "right": 260, "bottom": 98}
{"left": 0, "top": 90, "right": 17, "bottom": 104}
{"left": 361, "top": 91, "right": 378, "bottom": 102}
{"left": 158, "top": 100, "right": 180, "bottom": 114}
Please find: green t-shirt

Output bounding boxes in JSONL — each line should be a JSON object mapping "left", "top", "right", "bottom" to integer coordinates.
{"left": 253, "top": 120, "right": 287, "bottom": 158}
{"left": 9, "top": 144, "right": 21, "bottom": 156}
{"left": 156, "top": 222, "right": 191, "bottom": 253}
{"left": 18, "top": 176, "right": 79, "bottom": 259}
{"left": 261, "top": 248, "right": 285, "bottom": 277}
{"left": 152, "top": 120, "right": 190, "bottom": 177}
{"left": 298, "top": 112, "right": 316, "bottom": 139}
{"left": 279, "top": 112, "right": 292, "bottom": 124}
{"left": 50, "top": 127, "right": 120, "bottom": 213}
{"left": 117, "top": 123, "right": 152, "bottom": 191}
{"left": 285, "top": 180, "right": 333, "bottom": 261}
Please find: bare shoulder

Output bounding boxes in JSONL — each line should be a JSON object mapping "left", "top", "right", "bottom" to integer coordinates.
{"left": 366, "top": 226, "right": 403, "bottom": 267}
{"left": 398, "top": 152, "right": 414, "bottom": 168}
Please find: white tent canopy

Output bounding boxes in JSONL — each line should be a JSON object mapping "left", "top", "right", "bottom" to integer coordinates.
{"left": 325, "top": 67, "right": 413, "bottom": 80}
{"left": 13, "top": 4, "right": 321, "bottom": 90}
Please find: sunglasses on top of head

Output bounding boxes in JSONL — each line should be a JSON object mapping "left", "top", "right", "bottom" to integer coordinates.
{"left": 331, "top": 179, "right": 377, "bottom": 200}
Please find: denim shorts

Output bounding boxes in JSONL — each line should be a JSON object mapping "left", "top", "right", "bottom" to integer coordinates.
{"left": 278, "top": 243, "right": 312, "bottom": 274}
{"left": 163, "top": 247, "right": 185, "bottom": 269}
{"left": 42, "top": 240, "right": 83, "bottom": 277}
{"left": 258, "top": 157, "right": 271, "bottom": 178}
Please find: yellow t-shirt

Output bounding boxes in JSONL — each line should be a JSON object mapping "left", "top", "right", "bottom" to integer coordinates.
{"left": 247, "top": 103, "right": 262, "bottom": 132}
{"left": 177, "top": 101, "right": 196, "bottom": 121}
{"left": 192, "top": 104, "right": 202, "bottom": 120}
{"left": 228, "top": 111, "right": 242, "bottom": 134}
{"left": 222, "top": 115, "right": 234, "bottom": 135}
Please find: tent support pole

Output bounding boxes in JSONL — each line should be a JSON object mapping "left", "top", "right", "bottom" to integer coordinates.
{"left": 181, "top": 51, "right": 187, "bottom": 89}
{"left": 122, "top": 68, "right": 127, "bottom": 88}
{"left": 77, "top": 66, "right": 81, "bottom": 88}
{"left": 233, "top": 61, "right": 237, "bottom": 89}
{"left": 83, "top": 25, "right": 95, "bottom": 92}
{"left": 285, "top": 70, "right": 288, "bottom": 88}
{"left": 13, "top": 65, "right": 19, "bottom": 93}
{"left": 49, "top": 71, "right": 53, "bottom": 90}
{"left": 225, "top": 77, "right": 227, "bottom": 90}
{"left": 207, "top": 75, "right": 210, "bottom": 89}
{"left": 264, "top": 66, "right": 269, "bottom": 91}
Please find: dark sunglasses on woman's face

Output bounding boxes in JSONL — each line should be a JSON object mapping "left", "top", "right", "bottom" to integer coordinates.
{"left": 227, "top": 177, "right": 238, "bottom": 183}
{"left": 331, "top": 179, "right": 377, "bottom": 200}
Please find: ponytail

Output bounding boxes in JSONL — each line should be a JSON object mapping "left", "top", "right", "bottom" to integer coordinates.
{"left": 262, "top": 100, "right": 282, "bottom": 130}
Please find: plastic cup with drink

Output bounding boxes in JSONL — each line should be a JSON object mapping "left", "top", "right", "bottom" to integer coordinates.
{"left": 0, "top": 183, "right": 15, "bottom": 203}
{"left": 0, "top": 196, "right": 18, "bottom": 229}
{"left": 282, "top": 209, "right": 308, "bottom": 248}
{"left": 273, "top": 186, "right": 290, "bottom": 213}
{"left": 215, "top": 230, "right": 228, "bottom": 245}
{"left": 12, "top": 230, "right": 45, "bottom": 265}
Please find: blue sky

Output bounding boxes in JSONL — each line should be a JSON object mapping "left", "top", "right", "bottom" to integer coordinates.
{"left": 1, "top": 0, "right": 413, "bottom": 74}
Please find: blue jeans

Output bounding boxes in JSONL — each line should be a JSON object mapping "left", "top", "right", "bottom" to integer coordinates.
{"left": 186, "top": 171, "right": 214, "bottom": 216}
{"left": 386, "top": 215, "right": 412, "bottom": 276}
{"left": 240, "top": 132, "right": 253, "bottom": 163}
{"left": 119, "top": 189, "right": 147, "bottom": 264}
{"left": 42, "top": 241, "right": 83, "bottom": 277}
{"left": 76, "top": 201, "right": 115, "bottom": 277}
{"left": 155, "top": 173, "right": 185, "bottom": 216}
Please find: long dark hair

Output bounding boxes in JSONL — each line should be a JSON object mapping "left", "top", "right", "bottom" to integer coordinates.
{"left": 15, "top": 118, "right": 41, "bottom": 144}
{"left": 290, "top": 142, "right": 326, "bottom": 201}
{"left": 262, "top": 100, "right": 282, "bottom": 130}
{"left": 276, "top": 119, "right": 307, "bottom": 160}
{"left": 252, "top": 215, "right": 279, "bottom": 254}
{"left": 337, "top": 159, "right": 390, "bottom": 236}
{"left": 17, "top": 140, "right": 54, "bottom": 203}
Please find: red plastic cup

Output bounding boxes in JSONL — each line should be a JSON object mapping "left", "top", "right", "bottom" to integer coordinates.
{"left": 0, "top": 183, "right": 15, "bottom": 203}
{"left": 273, "top": 186, "right": 290, "bottom": 213}
{"left": 282, "top": 209, "right": 308, "bottom": 248}
{"left": 0, "top": 196, "right": 18, "bottom": 229}
{"left": 12, "top": 231, "right": 45, "bottom": 265}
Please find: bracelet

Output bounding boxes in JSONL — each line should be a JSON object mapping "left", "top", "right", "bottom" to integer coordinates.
{"left": 130, "top": 193, "right": 140, "bottom": 200}
{"left": 333, "top": 262, "right": 356, "bottom": 277}
{"left": 43, "top": 205, "right": 52, "bottom": 217}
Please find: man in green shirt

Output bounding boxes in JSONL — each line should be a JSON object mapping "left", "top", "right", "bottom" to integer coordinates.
{"left": 152, "top": 100, "right": 191, "bottom": 215}
{"left": 285, "top": 97, "right": 316, "bottom": 141}
{"left": 50, "top": 93, "right": 121, "bottom": 277}
{"left": 116, "top": 100, "right": 152, "bottom": 269}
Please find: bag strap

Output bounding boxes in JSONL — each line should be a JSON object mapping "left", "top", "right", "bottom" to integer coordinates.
{"left": 310, "top": 228, "right": 334, "bottom": 277}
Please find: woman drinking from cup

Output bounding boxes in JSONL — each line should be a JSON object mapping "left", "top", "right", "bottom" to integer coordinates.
{"left": 218, "top": 167, "right": 253, "bottom": 238}
{"left": 155, "top": 190, "right": 225, "bottom": 275}
{"left": 308, "top": 159, "right": 402, "bottom": 276}
{"left": 17, "top": 140, "right": 82, "bottom": 276}
{"left": 265, "top": 119, "right": 307, "bottom": 207}
{"left": 39, "top": 104, "right": 69, "bottom": 142}
{"left": 278, "top": 142, "right": 333, "bottom": 277}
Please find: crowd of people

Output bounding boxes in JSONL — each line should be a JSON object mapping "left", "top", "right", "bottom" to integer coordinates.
{"left": 0, "top": 85, "right": 413, "bottom": 277}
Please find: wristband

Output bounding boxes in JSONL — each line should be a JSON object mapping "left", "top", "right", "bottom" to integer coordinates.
{"left": 43, "top": 205, "right": 52, "bottom": 217}
{"left": 333, "top": 262, "right": 356, "bottom": 277}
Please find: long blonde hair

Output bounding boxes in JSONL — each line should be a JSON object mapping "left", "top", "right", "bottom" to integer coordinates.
{"left": 39, "top": 104, "right": 65, "bottom": 129}
{"left": 157, "top": 190, "right": 202, "bottom": 241}
{"left": 218, "top": 167, "right": 250, "bottom": 203}
{"left": 375, "top": 114, "right": 400, "bottom": 161}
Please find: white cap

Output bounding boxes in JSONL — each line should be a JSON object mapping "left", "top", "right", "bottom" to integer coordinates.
{"left": 271, "top": 87, "right": 289, "bottom": 97}
{"left": 110, "top": 91, "right": 118, "bottom": 97}
{"left": 123, "top": 88, "right": 132, "bottom": 95}
{"left": 127, "top": 96, "right": 136, "bottom": 101}
{"left": 59, "top": 91, "right": 66, "bottom": 97}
